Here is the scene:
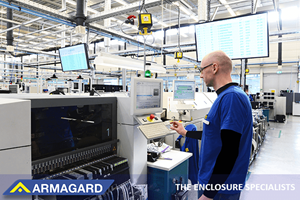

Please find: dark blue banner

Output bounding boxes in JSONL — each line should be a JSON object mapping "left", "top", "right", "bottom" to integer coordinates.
{"left": 3, "top": 179, "right": 114, "bottom": 196}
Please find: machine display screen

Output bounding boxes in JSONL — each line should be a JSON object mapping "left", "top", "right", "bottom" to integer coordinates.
{"left": 31, "top": 104, "right": 112, "bottom": 161}
{"left": 59, "top": 43, "right": 90, "bottom": 71}
{"left": 195, "top": 13, "right": 269, "bottom": 61}
{"left": 135, "top": 81, "right": 161, "bottom": 110}
{"left": 173, "top": 80, "right": 195, "bottom": 100}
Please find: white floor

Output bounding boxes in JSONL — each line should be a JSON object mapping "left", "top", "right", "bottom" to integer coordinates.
{"left": 249, "top": 115, "right": 300, "bottom": 175}
{"left": 188, "top": 115, "right": 300, "bottom": 200}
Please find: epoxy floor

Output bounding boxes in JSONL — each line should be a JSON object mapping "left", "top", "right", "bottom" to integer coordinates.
{"left": 249, "top": 115, "right": 300, "bottom": 174}
{"left": 188, "top": 115, "right": 300, "bottom": 200}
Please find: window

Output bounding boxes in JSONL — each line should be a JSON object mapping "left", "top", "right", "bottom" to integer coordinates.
{"left": 246, "top": 74, "right": 260, "bottom": 94}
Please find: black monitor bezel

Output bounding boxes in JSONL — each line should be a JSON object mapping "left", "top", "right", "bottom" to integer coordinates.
{"left": 59, "top": 43, "right": 91, "bottom": 72}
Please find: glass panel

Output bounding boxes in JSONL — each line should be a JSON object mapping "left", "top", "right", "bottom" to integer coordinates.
{"left": 246, "top": 74, "right": 260, "bottom": 94}
{"left": 31, "top": 104, "right": 113, "bottom": 160}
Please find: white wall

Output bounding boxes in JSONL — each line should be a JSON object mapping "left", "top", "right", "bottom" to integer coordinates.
{"left": 263, "top": 73, "right": 298, "bottom": 95}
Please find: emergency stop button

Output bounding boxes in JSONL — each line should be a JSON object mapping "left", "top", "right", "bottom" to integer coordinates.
{"left": 150, "top": 114, "right": 155, "bottom": 120}
{"left": 147, "top": 114, "right": 155, "bottom": 122}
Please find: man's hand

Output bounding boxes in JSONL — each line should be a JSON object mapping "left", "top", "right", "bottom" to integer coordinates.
{"left": 170, "top": 121, "right": 187, "bottom": 136}
{"left": 199, "top": 194, "right": 212, "bottom": 200}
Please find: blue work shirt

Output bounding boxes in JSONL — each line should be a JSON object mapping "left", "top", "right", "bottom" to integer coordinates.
{"left": 198, "top": 84, "right": 253, "bottom": 194}
{"left": 248, "top": 94, "right": 254, "bottom": 102}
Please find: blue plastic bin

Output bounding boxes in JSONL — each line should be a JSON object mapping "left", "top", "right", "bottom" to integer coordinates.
{"left": 263, "top": 109, "right": 270, "bottom": 122}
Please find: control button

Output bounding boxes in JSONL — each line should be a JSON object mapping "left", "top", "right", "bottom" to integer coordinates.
{"left": 154, "top": 117, "right": 158, "bottom": 120}
{"left": 142, "top": 119, "right": 147, "bottom": 122}
{"left": 150, "top": 114, "right": 155, "bottom": 120}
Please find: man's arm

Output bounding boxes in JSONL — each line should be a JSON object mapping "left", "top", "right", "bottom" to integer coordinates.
{"left": 186, "top": 131, "right": 202, "bottom": 140}
{"left": 201, "top": 129, "right": 241, "bottom": 199}
{"left": 170, "top": 121, "right": 202, "bottom": 139}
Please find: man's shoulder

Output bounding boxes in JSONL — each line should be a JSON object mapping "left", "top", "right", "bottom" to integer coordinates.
{"left": 219, "top": 87, "right": 250, "bottom": 106}
{"left": 220, "top": 86, "right": 246, "bottom": 98}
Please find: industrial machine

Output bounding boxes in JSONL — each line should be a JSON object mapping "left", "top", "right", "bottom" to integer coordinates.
{"left": 163, "top": 82, "right": 213, "bottom": 149}
{"left": 117, "top": 78, "right": 177, "bottom": 185}
{"left": 250, "top": 109, "right": 268, "bottom": 165}
{"left": 0, "top": 94, "right": 133, "bottom": 200}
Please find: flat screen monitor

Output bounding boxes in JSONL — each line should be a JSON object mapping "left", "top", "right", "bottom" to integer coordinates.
{"left": 131, "top": 77, "right": 163, "bottom": 115}
{"left": 173, "top": 80, "right": 196, "bottom": 101}
{"left": 59, "top": 43, "right": 90, "bottom": 72}
{"left": 73, "top": 82, "right": 79, "bottom": 89}
{"left": 195, "top": 12, "right": 269, "bottom": 61}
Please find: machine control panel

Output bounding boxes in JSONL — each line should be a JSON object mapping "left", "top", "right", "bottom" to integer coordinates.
{"left": 134, "top": 114, "right": 163, "bottom": 125}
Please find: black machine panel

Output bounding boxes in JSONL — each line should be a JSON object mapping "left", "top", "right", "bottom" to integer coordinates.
{"left": 84, "top": 84, "right": 125, "bottom": 92}
{"left": 31, "top": 104, "right": 113, "bottom": 161}
{"left": 30, "top": 97, "right": 117, "bottom": 164}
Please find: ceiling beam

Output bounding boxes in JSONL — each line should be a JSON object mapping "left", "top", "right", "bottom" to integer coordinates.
{"left": 86, "top": 0, "right": 177, "bottom": 23}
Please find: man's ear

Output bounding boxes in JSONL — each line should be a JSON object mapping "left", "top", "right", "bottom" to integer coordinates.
{"left": 213, "top": 64, "right": 219, "bottom": 74}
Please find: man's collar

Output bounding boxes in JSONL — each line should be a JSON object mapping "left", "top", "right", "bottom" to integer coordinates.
{"left": 216, "top": 82, "right": 239, "bottom": 95}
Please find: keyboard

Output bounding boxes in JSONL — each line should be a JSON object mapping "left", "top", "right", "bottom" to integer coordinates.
{"left": 138, "top": 122, "right": 175, "bottom": 139}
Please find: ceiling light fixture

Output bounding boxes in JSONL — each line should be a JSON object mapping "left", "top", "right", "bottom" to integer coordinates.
{"left": 94, "top": 52, "right": 166, "bottom": 73}
{"left": 114, "top": 0, "right": 128, "bottom": 6}
{"left": 219, "top": 0, "right": 236, "bottom": 16}
{"left": 173, "top": 2, "right": 198, "bottom": 21}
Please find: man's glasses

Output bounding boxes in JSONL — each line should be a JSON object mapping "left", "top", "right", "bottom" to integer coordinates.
{"left": 199, "top": 63, "right": 213, "bottom": 73}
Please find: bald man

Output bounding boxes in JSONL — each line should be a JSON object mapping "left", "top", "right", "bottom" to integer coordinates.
{"left": 171, "top": 51, "right": 253, "bottom": 200}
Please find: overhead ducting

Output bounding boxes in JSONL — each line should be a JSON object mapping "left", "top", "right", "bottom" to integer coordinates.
{"left": 278, "top": 9, "right": 283, "bottom": 69}
{"left": 6, "top": 8, "right": 13, "bottom": 46}
{"left": 198, "top": 0, "right": 208, "bottom": 23}
{"left": 76, "top": 0, "right": 86, "bottom": 26}
{"left": 104, "top": 0, "right": 111, "bottom": 52}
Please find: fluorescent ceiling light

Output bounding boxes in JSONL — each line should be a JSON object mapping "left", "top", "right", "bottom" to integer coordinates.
{"left": 191, "top": 15, "right": 198, "bottom": 21}
{"left": 281, "top": 7, "right": 299, "bottom": 21}
{"left": 166, "top": 29, "right": 188, "bottom": 37}
{"left": 152, "top": 16, "right": 168, "bottom": 27}
{"left": 115, "top": 0, "right": 128, "bottom": 6}
{"left": 219, "top": 0, "right": 236, "bottom": 16}
{"left": 173, "top": 2, "right": 198, "bottom": 21}
{"left": 268, "top": 7, "right": 299, "bottom": 23}
{"left": 268, "top": 11, "right": 278, "bottom": 23}
{"left": 66, "top": 0, "right": 76, "bottom": 6}
{"left": 153, "top": 31, "right": 164, "bottom": 37}
{"left": 180, "top": 0, "right": 193, "bottom": 10}
{"left": 166, "top": 29, "right": 177, "bottom": 36}
{"left": 87, "top": 7, "right": 99, "bottom": 14}
{"left": 110, "top": 40, "right": 125, "bottom": 45}
{"left": 94, "top": 52, "right": 166, "bottom": 73}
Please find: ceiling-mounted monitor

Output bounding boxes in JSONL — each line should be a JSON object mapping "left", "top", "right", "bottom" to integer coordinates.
{"left": 59, "top": 43, "right": 91, "bottom": 72}
{"left": 195, "top": 12, "right": 269, "bottom": 61}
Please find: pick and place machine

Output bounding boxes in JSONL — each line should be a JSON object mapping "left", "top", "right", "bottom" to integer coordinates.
{"left": 117, "top": 78, "right": 177, "bottom": 185}
{"left": 0, "top": 94, "right": 133, "bottom": 200}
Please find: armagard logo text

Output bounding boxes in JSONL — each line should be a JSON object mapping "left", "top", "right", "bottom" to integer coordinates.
{"left": 3, "top": 180, "right": 114, "bottom": 196}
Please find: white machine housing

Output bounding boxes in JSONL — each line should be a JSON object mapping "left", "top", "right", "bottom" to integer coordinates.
{"left": 163, "top": 92, "right": 212, "bottom": 122}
